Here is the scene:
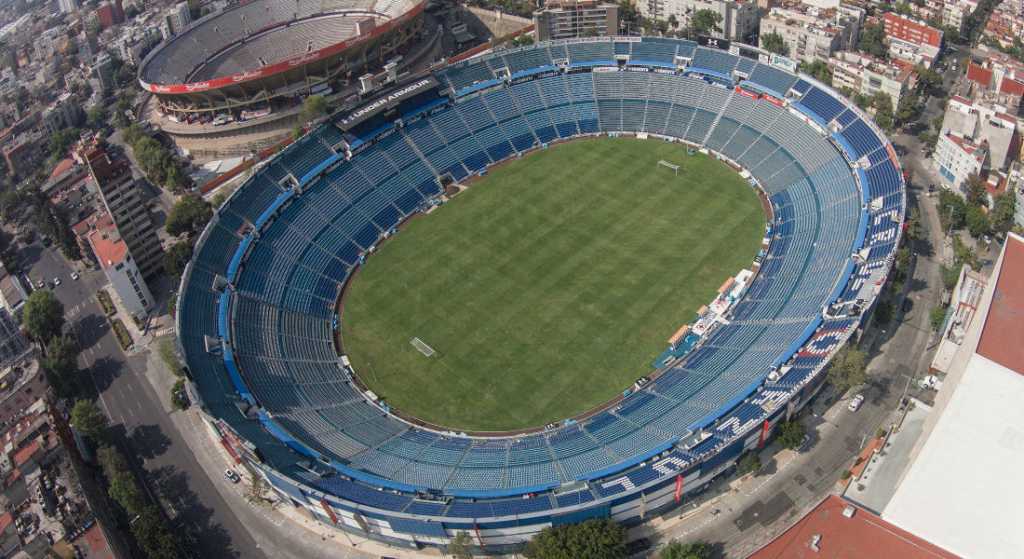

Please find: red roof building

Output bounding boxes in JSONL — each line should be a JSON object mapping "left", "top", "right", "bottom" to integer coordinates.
{"left": 883, "top": 12, "right": 943, "bottom": 66}
{"left": 751, "top": 495, "right": 957, "bottom": 559}
{"left": 976, "top": 234, "right": 1024, "bottom": 373}
{"left": 966, "top": 62, "right": 994, "bottom": 89}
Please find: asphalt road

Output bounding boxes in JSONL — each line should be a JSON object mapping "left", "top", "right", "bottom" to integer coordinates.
{"left": 22, "top": 244, "right": 267, "bottom": 559}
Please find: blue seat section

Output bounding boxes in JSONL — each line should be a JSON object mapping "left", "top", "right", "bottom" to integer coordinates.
{"left": 690, "top": 47, "right": 739, "bottom": 77}
{"left": 799, "top": 87, "right": 847, "bottom": 124}
{"left": 838, "top": 119, "right": 883, "bottom": 159}
{"left": 746, "top": 64, "right": 797, "bottom": 97}
{"left": 629, "top": 37, "right": 679, "bottom": 64}
{"left": 178, "top": 37, "right": 903, "bottom": 517}
{"left": 566, "top": 40, "right": 615, "bottom": 65}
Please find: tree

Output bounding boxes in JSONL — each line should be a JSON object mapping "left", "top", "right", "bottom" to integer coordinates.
{"left": 915, "top": 64, "right": 942, "bottom": 95}
{"left": 49, "top": 128, "right": 81, "bottom": 160}
{"left": 130, "top": 505, "right": 180, "bottom": 559}
{"left": 524, "top": 519, "right": 627, "bottom": 559}
{"left": 23, "top": 290, "right": 64, "bottom": 343}
{"left": 689, "top": 10, "right": 723, "bottom": 37}
{"left": 938, "top": 189, "right": 967, "bottom": 230}
{"left": 930, "top": 305, "right": 948, "bottom": 331}
{"left": 990, "top": 191, "right": 1017, "bottom": 235}
{"left": 163, "top": 240, "right": 194, "bottom": 280}
{"left": 165, "top": 195, "right": 212, "bottom": 237}
{"left": 96, "top": 445, "right": 146, "bottom": 513}
{"left": 799, "top": 60, "right": 833, "bottom": 86}
{"left": 661, "top": 541, "right": 713, "bottom": 559}
{"left": 827, "top": 345, "right": 867, "bottom": 392}
{"left": 895, "top": 93, "right": 921, "bottom": 125}
{"left": 299, "top": 94, "right": 328, "bottom": 123}
{"left": 667, "top": 14, "right": 679, "bottom": 31}
{"left": 71, "top": 399, "right": 108, "bottom": 440}
{"left": 905, "top": 206, "right": 923, "bottom": 240}
{"left": 965, "top": 204, "right": 990, "bottom": 238}
{"left": 775, "top": 420, "right": 806, "bottom": 449}
{"left": 858, "top": 22, "right": 887, "bottom": 58}
{"left": 963, "top": 174, "right": 988, "bottom": 207}
{"left": 86, "top": 106, "right": 108, "bottom": 130}
{"left": 447, "top": 531, "right": 474, "bottom": 559}
{"left": 761, "top": 32, "right": 788, "bottom": 56}
{"left": 737, "top": 451, "right": 761, "bottom": 475}
{"left": 872, "top": 91, "right": 894, "bottom": 131}
{"left": 42, "top": 335, "right": 79, "bottom": 398}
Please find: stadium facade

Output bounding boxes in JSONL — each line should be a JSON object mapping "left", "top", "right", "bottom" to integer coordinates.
{"left": 137, "top": 0, "right": 426, "bottom": 159}
{"left": 176, "top": 37, "right": 905, "bottom": 552}
{"left": 139, "top": 0, "right": 425, "bottom": 115}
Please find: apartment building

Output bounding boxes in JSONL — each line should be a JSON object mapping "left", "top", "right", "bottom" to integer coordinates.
{"left": 85, "top": 212, "right": 154, "bottom": 318}
{"left": 638, "top": 0, "right": 760, "bottom": 43}
{"left": 940, "top": 95, "right": 1019, "bottom": 171}
{"left": 883, "top": 12, "right": 943, "bottom": 67}
{"left": 935, "top": 132, "right": 986, "bottom": 193}
{"left": 77, "top": 140, "right": 163, "bottom": 283}
{"left": 533, "top": 0, "right": 620, "bottom": 41}
{"left": 758, "top": 4, "right": 863, "bottom": 64}
{"left": 830, "top": 51, "right": 918, "bottom": 108}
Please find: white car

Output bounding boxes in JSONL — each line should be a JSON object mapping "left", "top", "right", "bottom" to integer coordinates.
{"left": 53, "top": 277, "right": 61, "bottom": 286}
{"left": 224, "top": 469, "right": 241, "bottom": 483}
{"left": 70, "top": 272, "right": 79, "bottom": 281}
{"left": 848, "top": 393, "right": 865, "bottom": 412}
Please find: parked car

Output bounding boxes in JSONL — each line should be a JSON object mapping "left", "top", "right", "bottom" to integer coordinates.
{"left": 53, "top": 277, "right": 61, "bottom": 287}
{"left": 70, "top": 272, "right": 79, "bottom": 281}
{"left": 848, "top": 393, "right": 865, "bottom": 412}
{"left": 798, "top": 433, "right": 812, "bottom": 452}
{"left": 224, "top": 469, "right": 240, "bottom": 484}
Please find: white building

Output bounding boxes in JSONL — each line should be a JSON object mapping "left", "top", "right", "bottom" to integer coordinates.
{"left": 85, "top": 213, "right": 153, "bottom": 319}
{"left": 830, "top": 51, "right": 917, "bottom": 109}
{"left": 934, "top": 132, "right": 986, "bottom": 194}
{"left": 160, "top": 2, "right": 193, "bottom": 39}
{"left": 940, "top": 96, "right": 1019, "bottom": 172}
{"left": 758, "top": 5, "right": 863, "bottom": 64}
{"left": 638, "top": 0, "right": 760, "bottom": 43}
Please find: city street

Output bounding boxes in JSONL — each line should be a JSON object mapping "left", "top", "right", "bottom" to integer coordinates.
{"left": 21, "top": 243, "right": 267, "bottom": 559}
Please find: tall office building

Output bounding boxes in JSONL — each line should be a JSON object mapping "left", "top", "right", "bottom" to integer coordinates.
{"left": 78, "top": 140, "right": 163, "bottom": 284}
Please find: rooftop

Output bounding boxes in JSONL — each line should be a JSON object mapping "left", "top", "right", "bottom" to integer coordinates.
{"left": 751, "top": 495, "right": 956, "bottom": 559}
{"left": 883, "top": 233, "right": 1024, "bottom": 559}
{"left": 976, "top": 234, "right": 1024, "bottom": 372}
{"left": 85, "top": 214, "right": 129, "bottom": 268}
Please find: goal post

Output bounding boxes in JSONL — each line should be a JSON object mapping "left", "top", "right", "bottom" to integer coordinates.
{"left": 410, "top": 337, "right": 436, "bottom": 357}
{"left": 658, "top": 160, "right": 680, "bottom": 176}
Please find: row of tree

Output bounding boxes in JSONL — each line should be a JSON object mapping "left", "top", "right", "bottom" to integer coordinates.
{"left": 938, "top": 176, "right": 1017, "bottom": 240}
{"left": 97, "top": 445, "right": 180, "bottom": 559}
{"left": 164, "top": 195, "right": 214, "bottom": 280}
{"left": 122, "top": 124, "right": 190, "bottom": 191}
{"left": 454, "top": 518, "right": 718, "bottom": 559}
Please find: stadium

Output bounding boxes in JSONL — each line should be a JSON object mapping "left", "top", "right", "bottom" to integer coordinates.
{"left": 137, "top": 0, "right": 427, "bottom": 157}
{"left": 177, "top": 37, "right": 905, "bottom": 552}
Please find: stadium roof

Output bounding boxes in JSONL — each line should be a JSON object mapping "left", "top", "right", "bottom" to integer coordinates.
{"left": 883, "top": 233, "right": 1024, "bottom": 559}
{"left": 751, "top": 495, "right": 956, "bottom": 559}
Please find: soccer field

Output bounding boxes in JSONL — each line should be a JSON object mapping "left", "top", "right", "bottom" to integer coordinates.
{"left": 340, "top": 137, "right": 765, "bottom": 431}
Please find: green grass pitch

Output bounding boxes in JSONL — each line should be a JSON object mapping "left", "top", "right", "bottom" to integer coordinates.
{"left": 340, "top": 137, "right": 765, "bottom": 431}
